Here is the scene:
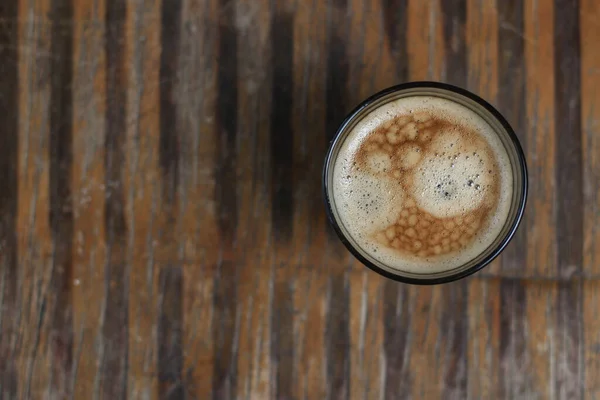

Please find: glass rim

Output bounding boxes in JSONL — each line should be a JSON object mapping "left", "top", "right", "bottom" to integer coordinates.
{"left": 322, "top": 81, "right": 528, "bottom": 285}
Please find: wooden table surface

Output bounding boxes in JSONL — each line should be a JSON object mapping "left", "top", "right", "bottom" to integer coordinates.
{"left": 0, "top": 0, "right": 599, "bottom": 399}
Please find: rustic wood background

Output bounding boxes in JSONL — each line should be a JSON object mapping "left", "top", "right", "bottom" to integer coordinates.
{"left": 0, "top": 0, "right": 598, "bottom": 398}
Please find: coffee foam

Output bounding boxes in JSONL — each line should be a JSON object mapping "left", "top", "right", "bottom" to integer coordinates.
{"left": 332, "top": 96, "right": 513, "bottom": 273}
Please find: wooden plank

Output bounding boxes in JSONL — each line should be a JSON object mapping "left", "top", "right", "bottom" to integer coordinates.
{"left": 525, "top": 281, "right": 555, "bottom": 399}
{"left": 156, "top": 0, "right": 185, "bottom": 397}
{"left": 270, "top": 1, "right": 296, "bottom": 399}
{"left": 554, "top": 2, "right": 582, "bottom": 277}
{"left": 498, "top": 279, "right": 529, "bottom": 397}
{"left": 270, "top": 1, "right": 294, "bottom": 242}
{"left": 293, "top": 265, "right": 328, "bottom": 400}
{"left": 466, "top": 0, "right": 498, "bottom": 101}
{"left": 581, "top": 0, "right": 600, "bottom": 276}
{"left": 493, "top": 1, "right": 530, "bottom": 396}
{"left": 101, "top": 0, "right": 129, "bottom": 396}
{"left": 525, "top": 0, "right": 557, "bottom": 278}
{"left": 439, "top": 281, "right": 469, "bottom": 398}
{"left": 178, "top": 0, "right": 219, "bottom": 398}
{"left": 521, "top": 0, "right": 558, "bottom": 388}
{"left": 407, "top": 285, "right": 442, "bottom": 398}
{"left": 211, "top": 0, "right": 241, "bottom": 398}
{"left": 497, "top": 0, "right": 527, "bottom": 276}
{"left": 581, "top": 0, "right": 600, "bottom": 395}
{"left": 584, "top": 281, "right": 600, "bottom": 398}
{"left": 125, "top": 0, "right": 162, "bottom": 398}
{"left": 158, "top": 267, "right": 184, "bottom": 399}
{"left": 383, "top": 282, "right": 412, "bottom": 398}
{"left": 441, "top": 0, "right": 467, "bottom": 86}
{"left": 289, "top": 0, "right": 329, "bottom": 398}
{"left": 70, "top": 0, "right": 106, "bottom": 397}
{"left": 14, "top": 1, "right": 54, "bottom": 398}
{"left": 289, "top": 0, "right": 321, "bottom": 397}
{"left": 555, "top": 281, "right": 584, "bottom": 398}
{"left": 554, "top": 0, "right": 584, "bottom": 397}
{"left": 325, "top": 0, "right": 351, "bottom": 143}
{"left": 233, "top": 0, "right": 274, "bottom": 399}
{"left": 48, "top": 0, "right": 75, "bottom": 396}
{"left": 380, "top": 0, "right": 408, "bottom": 85}
{"left": 407, "top": 0, "right": 433, "bottom": 81}
{"left": 0, "top": 1, "right": 21, "bottom": 398}
{"left": 467, "top": 278, "right": 500, "bottom": 399}
{"left": 349, "top": 273, "right": 386, "bottom": 400}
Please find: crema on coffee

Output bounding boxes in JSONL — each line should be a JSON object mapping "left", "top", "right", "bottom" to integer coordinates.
{"left": 332, "top": 96, "right": 513, "bottom": 273}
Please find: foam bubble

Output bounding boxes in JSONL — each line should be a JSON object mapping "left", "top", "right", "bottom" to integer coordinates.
{"left": 366, "top": 151, "right": 392, "bottom": 174}
{"left": 331, "top": 95, "right": 513, "bottom": 273}
{"left": 397, "top": 143, "right": 422, "bottom": 169}
{"left": 335, "top": 169, "right": 405, "bottom": 234}
{"left": 411, "top": 134, "right": 495, "bottom": 218}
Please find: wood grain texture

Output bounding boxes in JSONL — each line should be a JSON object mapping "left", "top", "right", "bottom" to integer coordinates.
{"left": 555, "top": 0, "right": 583, "bottom": 279}
{"left": 15, "top": 0, "right": 54, "bottom": 397}
{"left": 271, "top": 2, "right": 296, "bottom": 400}
{"left": 525, "top": 0, "right": 557, "bottom": 278}
{"left": 554, "top": 2, "right": 585, "bottom": 399}
{"left": 291, "top": 1, "right": 330, "bottom": 399}
{"left": 125, "top": 0, "right": 162, "bottom": 398}
{"left": 582, "top": 0, "right": 600, "bottom": 277}
{"left": 582, "top": 1, "right": 600, "bottom": 397}
{"left": 2, "top": 0, "right": 600, "bottom": 398}
{"left": 234, "top": 1, "right": 273, "bottom": 399}
{"left": 71, "top": 0, "right": 106, "bottom": 397}
{"left": 48, "top": 0, "right": 75, "bottom": 396}
{"left": 103, "top": 0, "right": 129, "bottom": 396}
{"left": 157, "top": 0, "right": 185, "bottom": 397}
{"left": 0, "top": 1, "right": 19, "bottom": 398}
{"left": 497, "top": 0, "right": 526, "bottom": 276}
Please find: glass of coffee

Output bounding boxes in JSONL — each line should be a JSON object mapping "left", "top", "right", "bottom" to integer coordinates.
{"left": 323, "top": 82, "right": 527, "bottom": 284}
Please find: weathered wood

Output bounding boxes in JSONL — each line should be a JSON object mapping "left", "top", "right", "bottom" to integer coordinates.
{"left": 0, "top": 0, "right": 20, "bottom": 398}
{"left": 555, "top": 0, "right": 583, "bottom": 279}
{"left": 554, "top": 1, "right": 585, "bottom": 399}
{"left": 497, "top": 0, "right": 527, "bottom": 276}
{"left": 48, "top": 0, "right": 75, "bottom": 396}
{"left": 211, "top": 0, "right": 240, "bottom": 398}
{"left": 582, "top": 1, "right": 600, "bottom": 397}
{"left": 525, "top": 281, "right": 555, "bottom": 398}
{"left": 467, "top": 278, "right": 501, "bottom": 398}
{"left": 525, "top": 0, "right": 557, "bottom": 278}
{"left": 581, "top": 0, "right": 600, "bottom": 277}
{"left": 14, "top": 1, "right": 53, "bottom": 398}
{"left": 233, "top": 0, "right": 274, "bottom": 398}
{"left": 290, "top": 1, "right": 329, "bottom": 399}
{"left": 125, "top": 0, "right": 163, "bottom": 398}
{"left": 71, "top": 0, "right": 106, "bottom": 397}
{"left": 2, "top": 0, "right": 600, "bottom": 398}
